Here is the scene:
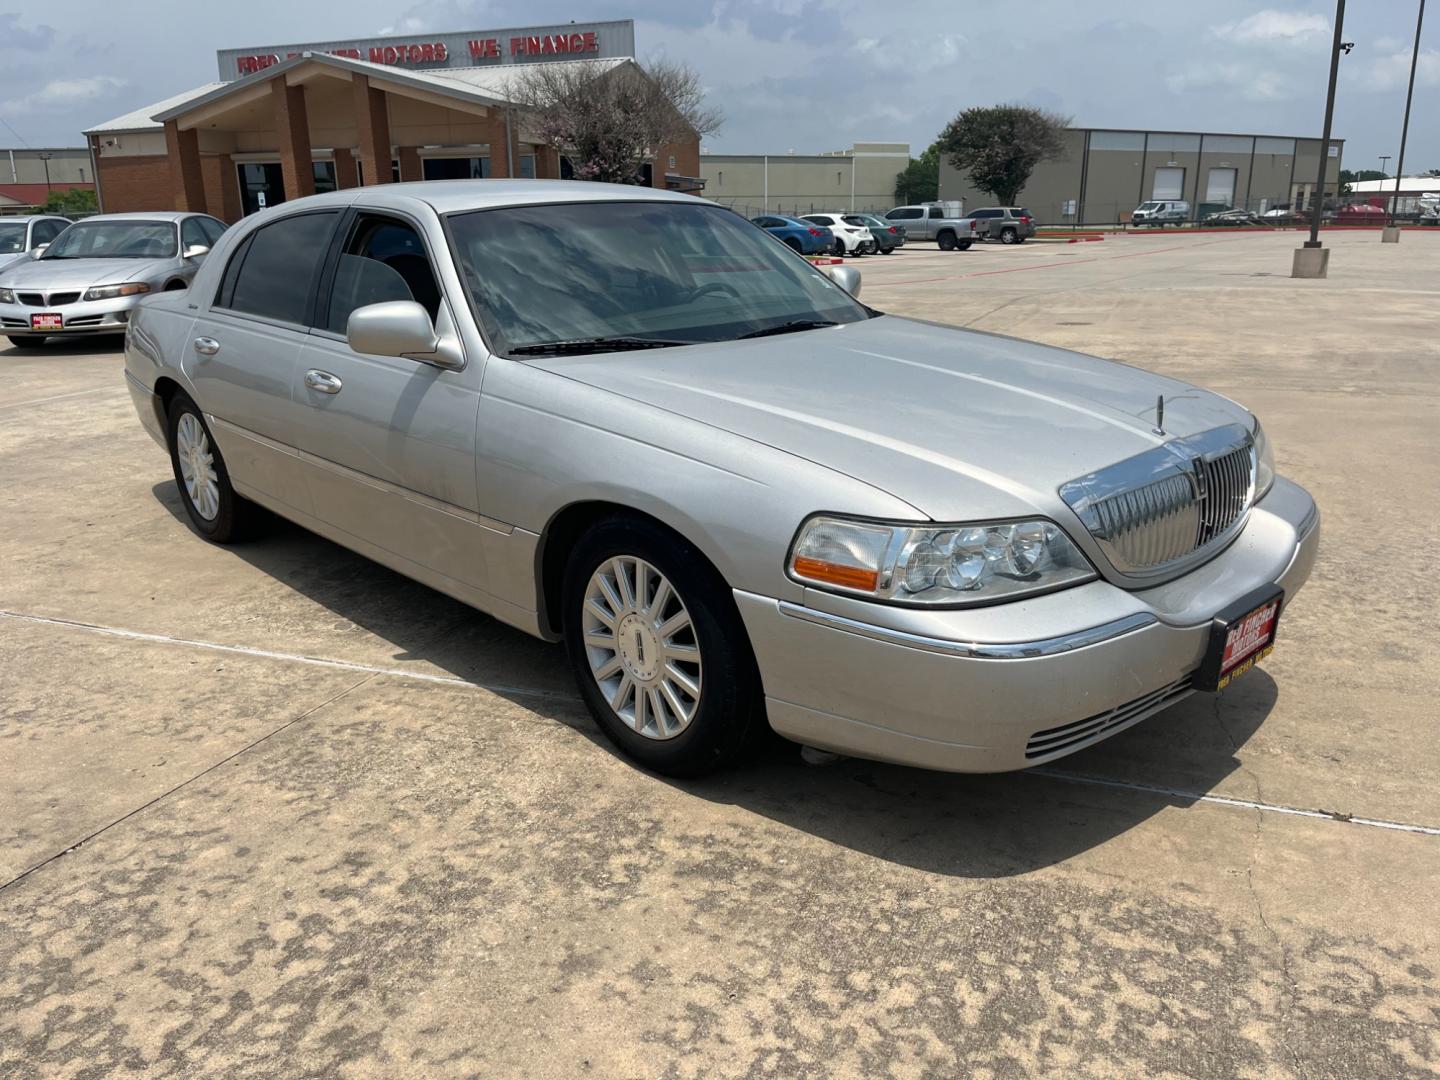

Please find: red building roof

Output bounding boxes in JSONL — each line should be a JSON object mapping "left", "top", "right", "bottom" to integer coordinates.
{"left": 0, "top": 182, "right": 95, "bottom": 206}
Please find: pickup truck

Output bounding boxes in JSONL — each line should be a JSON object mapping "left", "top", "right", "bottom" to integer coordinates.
{"left": 882, "top": 204, "right": 979, "bottom": 250}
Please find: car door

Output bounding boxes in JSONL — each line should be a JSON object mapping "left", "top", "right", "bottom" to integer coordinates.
{"left": 185, "top": 209, "right": 342, "bottom": 516}
{"left": 289, "top": 207, "right": 486, "bottom": 589}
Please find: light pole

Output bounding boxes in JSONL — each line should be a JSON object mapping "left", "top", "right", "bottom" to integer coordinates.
{"left": 1293, "top": 0, "right": 1351, "bottom": 277}
{"left": 37, "top": 152, "right": 53, "bottom": 193}
{"left": 1383, "top": 0, "right": 1426, "bottom": 241}
{"left": 1379, "top": 155, "right": 1392, "bottom": 176}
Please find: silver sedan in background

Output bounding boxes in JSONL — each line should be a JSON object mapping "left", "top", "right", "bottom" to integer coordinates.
{"left": 0, "top": 211, "right": 226, "bottom": 349}
{"left": 0, "top": 214, "right": 73, "bottom": 275}
{"left": 122, "top": 181, "right": 1318, "bottom": 777}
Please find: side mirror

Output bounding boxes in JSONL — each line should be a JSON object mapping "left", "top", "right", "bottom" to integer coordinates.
{"left": 32, "top": 243, "right": 48, "bottom": 256}
{"left": 347, "top": 300, "right": 463, "bottom": 369}
{"left": 825, "top": 264, "right": 862, "bottom": 299}
{"left": 183, "top": 244, "right": 210, "bottom": 260}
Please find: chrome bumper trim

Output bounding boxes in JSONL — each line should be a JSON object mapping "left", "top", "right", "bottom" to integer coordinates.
{"left": 776, "top": 602, "right": 1157, "bottom": 660}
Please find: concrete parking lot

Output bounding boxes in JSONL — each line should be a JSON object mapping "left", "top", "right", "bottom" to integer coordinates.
{"left": 2, "top": 229, "right": 1437, "bottom": 1078}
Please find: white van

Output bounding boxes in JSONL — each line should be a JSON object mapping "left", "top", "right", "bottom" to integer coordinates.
{"left": 1131, "top": 200, "right": 1190, "bottom": 226}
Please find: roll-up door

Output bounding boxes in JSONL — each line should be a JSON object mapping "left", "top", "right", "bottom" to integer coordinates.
{"left": 1152, "top": 167, "right": 1185, "bottom": 201}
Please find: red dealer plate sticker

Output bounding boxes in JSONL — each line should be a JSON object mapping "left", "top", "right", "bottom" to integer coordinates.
{"left": 1196, "top": 586, "right": 1284, "bottom": 692}
{"left": 31, "top": 313, "right": 63, "bottom": 330}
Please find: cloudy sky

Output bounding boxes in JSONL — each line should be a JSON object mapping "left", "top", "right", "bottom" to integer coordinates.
{"left": 1, "top": 1, "right": 1435, "bottom": 172}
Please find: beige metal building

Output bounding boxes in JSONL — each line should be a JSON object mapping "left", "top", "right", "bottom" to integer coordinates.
{"left": 940, "top": 128, "right": 1344, "bottom": 226}
{"left": 700, "top": 142, "right": 910, "bottom": 216}
{"left": 3, "top": 148, "right": 93, "bottom": 186}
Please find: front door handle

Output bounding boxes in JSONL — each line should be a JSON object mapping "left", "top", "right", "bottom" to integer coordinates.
{"left": 304, "top": 369, "right": 343, "bottom": 395}
{"left": 192, "top": 336, "right": 220, "bottom": 356}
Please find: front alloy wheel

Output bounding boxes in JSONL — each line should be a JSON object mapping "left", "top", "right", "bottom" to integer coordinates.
{"left": 582, "top": 556, "right": 702, "bottom": 740}
{"left": 563, "top": 517, "right": 764, "bottom": 776}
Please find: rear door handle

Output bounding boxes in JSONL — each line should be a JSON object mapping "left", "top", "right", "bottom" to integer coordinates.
{"left": 192, "top": 336, "right": 220, "bottom": 356}
{"left": 304, "top": 369, "right": 343, "bottom": 395}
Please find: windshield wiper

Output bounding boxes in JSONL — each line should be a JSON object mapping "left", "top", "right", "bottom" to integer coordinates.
{"left": 737, "top": 319, "right": 838, "bottom": 340}
{"left": 509, "top": 336, "right": 693, "bottom": 357}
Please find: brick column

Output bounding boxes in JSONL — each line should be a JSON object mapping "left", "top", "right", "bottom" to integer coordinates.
{"left": 271, "top": 79, "right": 315, "bottom": 203}
{"left": 215, "top": 153, "right": 243, "bottom": 221}
{"left": 332, "top": 147, "right": 359, "bottom": 190}
{"left": 485, "top": 108, "right": 511, "bottom": 178}
{"left": 398, "top": 146, "right": 422, "bottom": 182}
{"left": 164, "top": 120, "right": 206, "bottom": 212}
{"left": 533, "top": 145, "right": 559, "bottom": 179}
{"left": 353, "top": 74, "right": 392, "bottom": 186}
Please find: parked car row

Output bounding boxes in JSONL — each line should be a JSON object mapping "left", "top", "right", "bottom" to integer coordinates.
{"left": 753, "top": 202, "right": 1038, "bottom": 258}
{"left": 0, "top": 212, "right": 226, "bottom": 348}
{"left": 751, "top": 212, "right": 907, "bottom": 257}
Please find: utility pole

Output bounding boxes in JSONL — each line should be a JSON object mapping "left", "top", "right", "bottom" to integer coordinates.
{"left": 1293, "top": 0, "right": 1350, "bottom": 277}
{"left": 38, "top": 152, "right": 53, "bottom": 193}
{"left": 1383, "top": 0, "right": 1426, "bottom": 241}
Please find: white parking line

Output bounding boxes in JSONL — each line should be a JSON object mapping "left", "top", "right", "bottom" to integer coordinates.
{"left": 0, "top": 608, "right": 574, "bottom": 701}
{"left": 3, "top": 607, "right": 1437, "bottom": 837}
{"left": 0, "top": 387, "right": 121, "bottom": 411}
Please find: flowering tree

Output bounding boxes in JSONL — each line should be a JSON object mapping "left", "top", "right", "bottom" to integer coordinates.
{"left": 508, "top": 59, "right": 721, "bottom": 185}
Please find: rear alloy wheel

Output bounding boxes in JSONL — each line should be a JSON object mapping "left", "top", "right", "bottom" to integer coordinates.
{"left": 999, "top": 227, "right": 1018, "bottom": 244}
{"left": 167, "top": 393, "right": 253, "bottom": 543}
{"left": 564, "top": 518, "right": 763, "bottom": 776}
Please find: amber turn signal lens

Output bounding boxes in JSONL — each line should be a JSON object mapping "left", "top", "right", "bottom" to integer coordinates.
{"left": 792, "top": 556, "right": 880, "bottom": 592}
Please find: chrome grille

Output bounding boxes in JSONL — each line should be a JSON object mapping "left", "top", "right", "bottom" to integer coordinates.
{"left": 1060, "top": 423, "right": 1257, "bottom": 579}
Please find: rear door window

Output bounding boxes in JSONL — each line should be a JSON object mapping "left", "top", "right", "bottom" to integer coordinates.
{"left": 929, "top": 207, "right": 945, "bottom": 219}
{"left": 220, "top": 211, "right": 338, "bottom": 326}
{"left": 887, "top": 208, "right": 921, "bottom": 220}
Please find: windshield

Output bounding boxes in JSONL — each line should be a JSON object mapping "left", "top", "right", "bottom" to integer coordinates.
{"left": 0, "top": 223, "right": 27, "bottom": 254}
{"left": 447, "top": 201, "right": 873, "bottom": 355}
{"left": 1137, "top": 202, "right": 1160, "bottom": 212}
{"left": 42, "top": 221, "right": 177, "bottom": 260}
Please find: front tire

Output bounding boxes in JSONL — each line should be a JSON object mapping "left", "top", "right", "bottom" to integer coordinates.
{"left": 563, "top": 517, "right": 764, "bottom": 777}
{"left": 6, "top": 336, "right": 49, "bottom": 349}
{"left": 166, "top": 393, "right": 253, "bottom": 543}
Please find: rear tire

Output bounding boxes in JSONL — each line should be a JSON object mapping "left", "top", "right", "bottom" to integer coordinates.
{"left": 957, "top": 240, "right": 973, "bottom": 251}
{"left": 937, "top": 230, "right": 957, "bottom": 251}
{"left": 999, "top": 227, "right": 1018, "bottom": 244}
{"left": 563, "top": 516, "right": 765, "bottom": 777}
{"left": 783, "top": 237, "right": 802, "bottom": 253}
{"left": 166, "top": 393, "right": 254, "bottom": 544}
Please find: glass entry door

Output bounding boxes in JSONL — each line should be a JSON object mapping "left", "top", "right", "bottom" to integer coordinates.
{"left": 238, "top": 162, "right": 284, "bottom": 216}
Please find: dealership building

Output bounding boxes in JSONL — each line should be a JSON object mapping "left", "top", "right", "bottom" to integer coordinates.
{"left": 84, "top": 20, "right": 702, "bottom": 222}
{"left": 940, "top": 127, "right": 1345, "bottom": 225}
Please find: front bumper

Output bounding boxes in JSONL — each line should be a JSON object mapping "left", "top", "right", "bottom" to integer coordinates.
{"left": 0, "top": 295, "right": 141, "bottom": 337}
{"left": 736, "top": 477, "right": 1319, "bottom": 773}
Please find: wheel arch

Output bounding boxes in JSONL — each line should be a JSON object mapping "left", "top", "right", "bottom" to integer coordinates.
{"left": 534, "top": 499, "right": 735, "bottom": 641}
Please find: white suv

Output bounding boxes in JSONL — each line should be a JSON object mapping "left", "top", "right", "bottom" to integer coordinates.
{"left": 801, "top": 213, "right": 877, "bottom": 256}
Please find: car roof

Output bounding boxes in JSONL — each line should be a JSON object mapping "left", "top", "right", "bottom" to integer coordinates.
{"left": 2, "top": 214, "right": 69, "bottom": 224}
{"left": 71, "top": 212, "right": 208, "bottom": 223}
{"left": 259, "top": 179, "right": 704, "bottom": 219}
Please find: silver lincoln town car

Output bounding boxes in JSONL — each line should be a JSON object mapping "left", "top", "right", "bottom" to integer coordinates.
{"left": 123, "top": 181, "right": 1319, "bottom": 777}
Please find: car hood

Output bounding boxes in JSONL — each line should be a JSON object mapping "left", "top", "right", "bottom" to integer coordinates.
{"left": 530, "top": 315, "right": 1251, "bottom": 521}
{"left": 0, "top": 257, "right": 174, "bottom": 289}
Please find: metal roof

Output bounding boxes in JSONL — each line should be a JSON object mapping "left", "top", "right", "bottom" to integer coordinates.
{"left": 84, "top": 53, "right": 634, "bottom": 137}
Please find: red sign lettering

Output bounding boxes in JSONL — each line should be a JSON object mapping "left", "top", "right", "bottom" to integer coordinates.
{"left": 467, "top": 37, "right": 500, "bottom": 59}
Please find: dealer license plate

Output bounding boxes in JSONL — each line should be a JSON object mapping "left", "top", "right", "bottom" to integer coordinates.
{"left": 31, "top": 313, "right": 63, "bottom": 330}
{"left": 1195, "top": 586, "right": 1283, "bottom": 692}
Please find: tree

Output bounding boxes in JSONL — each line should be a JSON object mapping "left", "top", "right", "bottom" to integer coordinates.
{"left": 42, "top": 187, "right": 98, "bottom": 215}
{"left": 1338, "top": 169, "right": 1388, "bottom": 184}
{"left": 936, "top": 105, "right": 1070, "bottom": 206}
{"left": 894, "top": 141, "right": 940, "bottom": 204}
{"left": 506, "top": 58, "right": 721, "bottom": 185}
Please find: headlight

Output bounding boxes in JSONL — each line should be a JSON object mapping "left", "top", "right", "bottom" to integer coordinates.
{"left": 788, "top": 515, "right": 1096, "bottom": 606}
{"left": 0, "top": 288, "right": 14, "bottom": 304}
{"left": 1252, "top": 418, "right": 1275, "bottom": 499}
{"left": 82, "top": 282, "right": 150, "bottom": 302}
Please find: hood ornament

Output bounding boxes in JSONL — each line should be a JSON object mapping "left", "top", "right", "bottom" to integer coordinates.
{"left": 1153, "top": 394, "right": 1166, "bottom": 436}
